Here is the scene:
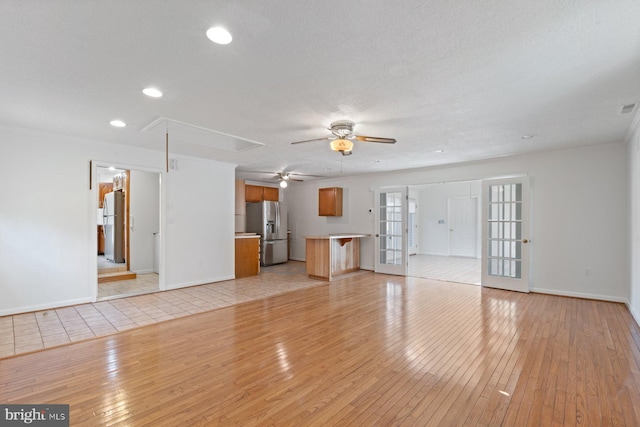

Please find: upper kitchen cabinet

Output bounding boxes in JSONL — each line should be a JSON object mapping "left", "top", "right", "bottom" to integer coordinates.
{"left": 262, "top": 186, "right": 279, "bottom": 202}
{"left": 245, "top": 184, "right": 279, "bottom": 203}
{"left": 235, "top": 180, "right": 246, "bottom": 215}
{"left": 319, "top": 187, "right": 343, "bottom": 216}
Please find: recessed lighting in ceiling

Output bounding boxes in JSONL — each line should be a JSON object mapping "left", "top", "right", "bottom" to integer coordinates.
{"left": 434, "top": 149, "right": 444, "bottom": 153}
{"left": 206, "top": 27, "right": 232, "bottom": 44}
{"left": 143, "top": 87, "right": 163, "bottom": 98}
{"left": 521, "top": 134, "right": 535, "bottom": 139}
{"left": 108, "top": 166, "right": 115, "bottom": 171}
{"left": 110, "top": 120, "right": 126, "bottom": 128}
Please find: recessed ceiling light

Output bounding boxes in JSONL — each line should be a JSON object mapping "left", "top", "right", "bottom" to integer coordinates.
{"left": 434, "top": 149, "right": 444, "bottom": 153}
{"left": 143, "top": 87, "right": 163, "bottom": 98}
{"left": 110, "top": 120, "right": 126, "bottom": 128}
{"left": 206, "top": 27, "right": 232, "bottom": 44}
{"left": 108, "top": 166, "right": 115, "bottom": 171}
{"left": 521, "top": 134, "right": 535, "bottom": 139}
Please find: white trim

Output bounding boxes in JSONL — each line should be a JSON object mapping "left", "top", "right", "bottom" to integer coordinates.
{"left": 627, "top": 303, "right": 640, "bottom": 328}
{"left": 531, "top": 287, "right": 627, "bottom": 304}
{"left": 0, "top": 298, "right": 93, "bottom": 317}
{"left": 132, "top": 269, "right": 155, "bottom": 275}
{"left": 164, "top": 275, "right": 235, "bottom": 291}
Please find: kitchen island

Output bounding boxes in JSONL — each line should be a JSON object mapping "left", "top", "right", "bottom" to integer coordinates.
{"left": 305, "top": 234, "right": 369, "bottom": 281}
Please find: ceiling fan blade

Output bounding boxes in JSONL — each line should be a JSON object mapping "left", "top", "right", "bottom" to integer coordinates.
{"left": 290, "top": 136, "right": 331, "bottom": 145}
{"left": 290, "top": 178, "right": 304, "bottom": 182}
{"left": 354, "top": 135, "right": 397, "bottom": 144}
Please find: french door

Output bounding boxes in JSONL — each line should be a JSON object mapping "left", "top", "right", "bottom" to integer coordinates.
{"left": 374, "top": 187, "right": 408, "bottom": 276}
{"left": 481, "top": 177, "right": 530, "bottom": 292}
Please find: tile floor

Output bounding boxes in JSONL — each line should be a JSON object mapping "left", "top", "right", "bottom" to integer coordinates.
{"left": 408, "top": 254, "right": 481, "bottom": 285}
{"left": 0, "top": 262, "right": 325, "bottom": 359}
{"left": 97, "top": 255, "right": 126, "bottom": 270}
{"left": 97, "top": 273, "right": 160, "bottom": 300}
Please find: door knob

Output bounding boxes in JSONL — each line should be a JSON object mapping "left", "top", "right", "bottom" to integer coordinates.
{"left": 522, "top": 239, "right": 530, "bottom": 244}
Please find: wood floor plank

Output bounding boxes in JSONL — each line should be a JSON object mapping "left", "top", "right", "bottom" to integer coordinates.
{"left": 2, "top": 275, "right": 640, "bottom": 426}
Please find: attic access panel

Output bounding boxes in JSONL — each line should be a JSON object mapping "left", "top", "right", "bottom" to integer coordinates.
{"left": 141, "top": 117, "right": 265, "bottom": 152}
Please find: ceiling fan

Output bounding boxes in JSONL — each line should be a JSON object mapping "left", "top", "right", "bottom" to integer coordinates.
{"left": 238, "top": 170, "right": 320, "bottom": 188}
{"left": 290, "top": 120, "right": 396, "bottom": 156}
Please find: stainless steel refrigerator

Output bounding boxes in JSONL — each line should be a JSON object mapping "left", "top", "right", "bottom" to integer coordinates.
{"left": 246, "top": 201, "right": 288, "bottom": 266}
{"left": 103, "top": 191, "right": 125, "bottom": 263}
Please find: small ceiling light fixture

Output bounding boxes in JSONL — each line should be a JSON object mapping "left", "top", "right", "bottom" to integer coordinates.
{"left": 434, "top": 149, "right": 444, "bottom": 153}
{"left": 206, "top": 27, "right": 232, "bottom": 44}
{"left": 279, "top": 180, "right": 288, "bottom": 188}
{"left": 521, "top": 134, "right": 535, "bottom": 139}
{"left": 110, "top": 119, "right": 126, "bottom": 128}
{"left": 108, "top": 166, "right": 116, "bottom": 171}
{"left": 330, "top": 138, "right": 353, "bottom": 155}
{"left": 143, "top": 87, "right": 163, "bottom": 98}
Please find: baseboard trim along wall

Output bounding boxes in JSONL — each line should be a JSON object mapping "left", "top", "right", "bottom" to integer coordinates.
{"left": 164, "top": 275, "right": 235, "bottom": 291}
{"left": 0, "top": 297, "right": 94, "bottom": 317}
{"left": 530, "top": 287, "right": 627, "bottom": 304}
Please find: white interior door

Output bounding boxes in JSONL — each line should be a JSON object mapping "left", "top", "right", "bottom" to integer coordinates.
{"left": 375, "top": 187, "right": 408, "bottom": 276}
{"left": 481, "top": 177, "right": 530, "bottom": 292}
{"left": 448, "top": 197, "right": 478, "bottom": 257}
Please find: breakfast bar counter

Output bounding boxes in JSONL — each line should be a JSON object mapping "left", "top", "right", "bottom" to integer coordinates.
{"left": 304, "top": 234, "right": 369, "bottom": 281}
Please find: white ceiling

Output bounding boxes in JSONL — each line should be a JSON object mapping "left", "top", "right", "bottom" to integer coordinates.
{"left": 2, "top": 1, "right": 639, "bottom": 183}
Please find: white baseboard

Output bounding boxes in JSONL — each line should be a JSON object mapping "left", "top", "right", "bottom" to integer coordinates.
{"left": 530, "top": 287, "right": 627, "bottom": 303}
{"left": 132, "top": 269, "right": 154, "bottom": 275}
{"left": 626, "top": 302, "right": 640, "bottom": 328}
{"left": 0, "top": 297, "right": 93, "bottom": 317}
{"left": 164, "top": 275, "right": 235, "bottom": 291}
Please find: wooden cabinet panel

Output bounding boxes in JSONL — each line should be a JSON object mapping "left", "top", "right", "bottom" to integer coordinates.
{"left": 235, "top": 237, "right": 260, "bottom": 278}
{"left": 235, "top": 180, "right": 246, "bottom": 214}
{"left": 263, "top": 186, "right": 279, "bottom": 201}
{"left": 245, "top": 185, "right": 263, "bottom": 203}
{"left": 245, "top": 184, "right": 279, "bottom": 202}
{"left": 319, "top": 187, "right": 343, "bottom": 216}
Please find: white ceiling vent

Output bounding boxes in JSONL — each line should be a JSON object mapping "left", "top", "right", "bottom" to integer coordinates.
{"left": 140, "top": 117, "right": 265, "bottom": 152}
{"left": 620, "top": 103, "right": 637, "bottom": 114}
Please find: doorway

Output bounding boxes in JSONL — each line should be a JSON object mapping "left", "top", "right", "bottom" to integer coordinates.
{"left": 96, "top": 166, "right": 161, "bottom": 300}
{"left": 408, "top": 180, "right": 482, "bottom": 285}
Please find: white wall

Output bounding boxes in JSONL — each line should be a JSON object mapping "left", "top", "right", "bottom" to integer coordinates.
{"left": 129, "top": 170, "right": 160, "bottom": 274}
{"left": 0, "top": 125, "right": 235, "bottom": 315}
{"left": 285, "top": 142, "right": 629, "bottom": 302}
{"left": 628, "top": 117, "right": 640, "bottom": 324}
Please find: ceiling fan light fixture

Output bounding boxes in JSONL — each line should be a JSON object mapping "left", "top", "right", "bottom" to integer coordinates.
{"left": 279, "top": 180, "right": 288, "bottom": 188}
{"left": 330, "top": 138, "right": 353, "bottom": 153}
{"left": 206, "top": 27, "right": 232, "bottom": 44}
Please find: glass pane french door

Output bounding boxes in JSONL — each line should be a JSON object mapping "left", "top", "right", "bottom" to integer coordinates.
{"left": 481, "top": 177, "right": 530, "bottom": 292}
{"left": 374, "top": 187, "right": 408, "bottom": 276}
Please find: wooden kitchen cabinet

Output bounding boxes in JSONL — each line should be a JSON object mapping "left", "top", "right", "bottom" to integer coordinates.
{"left": 263, "top": 186, "right": 279, "bottom": 201}
{"left": 319, "top": 187, "right": 343, "bottom": 216}
{"left": 245, "top": 185, "right": 264, "bottom": 202}
{"left": 235, "top": 237, "right": 260, "bottom": 278}
{"left": 245, "top": 184, "right": 279, "bottom": 202}
{"left": 235, "top": 180, "right": 246, "bottom": 214}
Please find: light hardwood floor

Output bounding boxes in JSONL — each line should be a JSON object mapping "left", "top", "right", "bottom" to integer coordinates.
{"left": 1, "top": 272, "right": 640, "bottom": 425}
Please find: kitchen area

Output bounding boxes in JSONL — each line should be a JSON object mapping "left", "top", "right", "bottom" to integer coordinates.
{"left": 234, "top": 180, "right": 368, "bottom": 281}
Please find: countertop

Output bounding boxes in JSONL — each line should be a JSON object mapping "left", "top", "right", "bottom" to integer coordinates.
{"left": 235, "top": 233, "right": 260, "bottom": 239}
{"left": 305, "top": 234, "right": 370, "bottom": 239}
